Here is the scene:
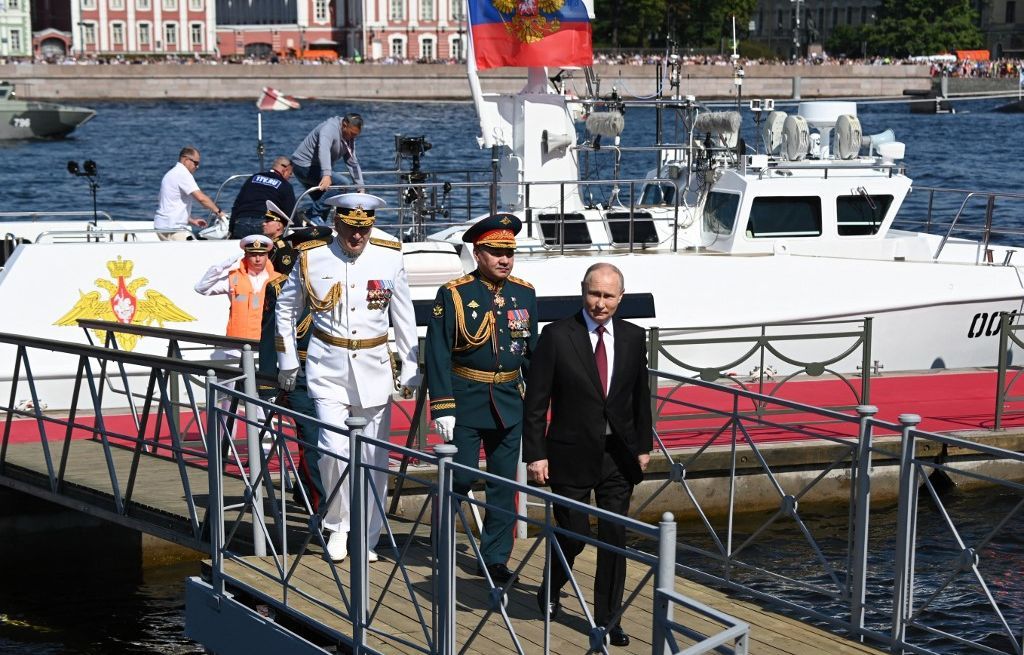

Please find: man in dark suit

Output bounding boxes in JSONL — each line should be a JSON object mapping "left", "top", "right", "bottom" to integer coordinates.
{"left": 523, "top": 262, "right": 652, "bottom": 649}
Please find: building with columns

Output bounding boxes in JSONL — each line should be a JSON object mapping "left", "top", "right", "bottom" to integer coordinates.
{"left": 69, "top": 0, "right": 218, "bottom": 55}
{"left": 1, "top": 0, "right": 33, "bottom": 57}
{"left": 35, "top": 0, "right": 468, "bottom": 61}
{"left": 359, "top": 0, "right": 467, "bottom": 61}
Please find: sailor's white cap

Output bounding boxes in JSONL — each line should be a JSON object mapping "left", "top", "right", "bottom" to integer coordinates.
{"left": 240, "top": 234, "right": 274, "bottom": 253}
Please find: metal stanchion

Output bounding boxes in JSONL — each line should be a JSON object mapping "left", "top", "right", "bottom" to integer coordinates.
{"left": 241, "top": 345, "right": 266, "bottom": 556}
{"left": 890, "top": 414, "right": 921, "bottom": 648}
{"left": 850, "top": 405, "right": 878, "bottom": 637}
{"left": 205, "top": 370, "right": 225, "bottom": 596}
{"left": 434, "top": 443, "right": 458, "bottom": 654}
{"left": 347, "top": 416, "right": 369, "bottom": 652}
{"left": 653, "top": 511, "right": 677, "bottom": 655}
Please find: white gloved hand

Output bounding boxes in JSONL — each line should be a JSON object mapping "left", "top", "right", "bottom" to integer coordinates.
{"left": 434, "top": 416, "right": 456, "bottom": 443}
{"left": 278, "top": 367, "right": 299, "bottom": 391}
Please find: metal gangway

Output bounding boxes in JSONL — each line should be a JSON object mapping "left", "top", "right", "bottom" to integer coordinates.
{"left": 2, "top": 327, "right": 1023, "bottom": 654}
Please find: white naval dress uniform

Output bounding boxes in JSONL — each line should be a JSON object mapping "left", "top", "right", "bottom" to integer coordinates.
{"left": 276, "top": 228, "right": 418, "bottom": 543}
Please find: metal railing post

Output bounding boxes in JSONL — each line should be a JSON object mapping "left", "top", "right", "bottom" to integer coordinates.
{"left": 435, "top": 443, "right": 458, "bottom": 655}
{"left": 205, "top": 370, "right": 225, "bottom": 597}
{"left": 516, "top": 459, "right": 528, "bottom": 539}
{"left": 347, "top": 416, "right": 369, "bottom": 653}
{"left": 241, "top": 345, "right": 266, "bottom": 556}
{"left": 996, "top": 312, "right": 1010, "bottom": 430}
{"left": 850, "top": 405, "right": 877, "bottom": 637}
{"left": 649, "top": 327, "right": 660, "bottom": 422}
{"left": 652, "top": 511, "right": 676, "bottom": 655}
{"left": 980, "top": 194, "right": 996, "bottom": 265}
{"left": 890, "top": 414, "right": 921, "bottom": 651}
{"left": 861, "top": 318, "right": 873, "bottom": 404}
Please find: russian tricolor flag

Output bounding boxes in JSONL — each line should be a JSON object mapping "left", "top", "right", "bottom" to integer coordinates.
{"left": 468, "top": 0, "right": 593, "bottom": 70}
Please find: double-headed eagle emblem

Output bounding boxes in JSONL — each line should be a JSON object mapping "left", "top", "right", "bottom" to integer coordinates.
{"left": 54, "top": 257, "right": 196, "bottom": 351}
{"left": 492, "top": 0, "right": 566, "bottom": 43}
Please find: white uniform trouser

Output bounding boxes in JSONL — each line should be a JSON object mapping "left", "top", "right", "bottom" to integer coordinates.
{"left": 313, "top": 399, "right": 391, "bottom": 544}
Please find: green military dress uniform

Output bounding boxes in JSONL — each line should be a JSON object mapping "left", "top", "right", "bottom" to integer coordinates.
{"left": 426, "top": 265, "right": 538, "bottom": 568}
{"left": 258, "top": 226, "right": 332, "bottom": 510}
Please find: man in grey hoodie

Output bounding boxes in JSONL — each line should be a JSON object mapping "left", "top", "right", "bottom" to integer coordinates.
{"left": 291, "top": 113, "right": 365, "bottom": 222}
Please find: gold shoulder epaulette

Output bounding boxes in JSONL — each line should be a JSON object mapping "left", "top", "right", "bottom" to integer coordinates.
{"left": 370, "top": 237, "right": 401, "bottom": 251}
{"left": 445, "top": 274, "right": 474, "bottom": 289}
{"left": 507, "top": 275, "right": 534, "bottom": 289}
{"left": 296, "top": 239, "right": 329, "bottom": 251}
{"left": 269, "top": 273, "right": 289, "bottom": 292}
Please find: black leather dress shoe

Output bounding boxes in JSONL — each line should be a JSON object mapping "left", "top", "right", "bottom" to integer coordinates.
{"left": 536, "top": 587, "right": 561, "bottom": 620}
{"left": 608, "top": 625, "right": 630, "bottom": 647}
{"left": 477, "top": 562, "right": 517, "bottom": 585}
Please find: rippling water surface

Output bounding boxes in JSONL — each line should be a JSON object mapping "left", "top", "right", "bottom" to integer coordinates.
{"left": 2, "top": 95, "right": 1023, "bottom": 653}
{"left": 2, "top": 96, "right": 1022, "bottom": 222}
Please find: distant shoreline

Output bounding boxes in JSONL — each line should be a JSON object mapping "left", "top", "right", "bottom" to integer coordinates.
{"left": 0, "top": 62, "right": 941, "bottom": 101}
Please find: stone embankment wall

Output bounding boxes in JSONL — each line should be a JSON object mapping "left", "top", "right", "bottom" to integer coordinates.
{"left": 0, "top": 63, "right": 932, "bottom": 101}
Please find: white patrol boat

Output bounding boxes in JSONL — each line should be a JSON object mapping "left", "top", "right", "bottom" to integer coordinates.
{"left": 1, "top": 59, "right": 1023, "bottom": 411}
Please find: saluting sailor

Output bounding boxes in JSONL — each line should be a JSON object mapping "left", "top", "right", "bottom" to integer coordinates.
{"left": 425, "top": 213, "right": 538, "bottom": 585}
{"left": 276, "top": 192, "right": 420, "bottom": 563}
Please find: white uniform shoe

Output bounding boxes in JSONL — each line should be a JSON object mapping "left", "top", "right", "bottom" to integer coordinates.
{"left": 326, "top": 531, "right": 348, "bottom": 562}
{"left": 367, "top": 549, "right": 379, "bottom": 563}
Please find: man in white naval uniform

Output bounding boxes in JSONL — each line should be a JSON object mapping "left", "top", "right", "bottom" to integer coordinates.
{"left": 276, "top": 192, "right": 419, "bottom": 562}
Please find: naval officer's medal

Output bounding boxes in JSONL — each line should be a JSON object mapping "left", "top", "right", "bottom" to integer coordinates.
{"left": 367, "top": 279, "right": 394, "bottom": 310}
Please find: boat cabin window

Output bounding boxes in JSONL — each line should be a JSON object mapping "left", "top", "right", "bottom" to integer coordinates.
{"left": 746, "top": 197, "right": 822, "bottom": 238}
{"left": 539, "top": 212, "right": 593, "bottom": 247}
{"left": 641, "top": 183, "right": 676, "bottom": 206}
{"left": 607, "top": 211, "right": 659, "bottom": 245}
{"left": 0, "top": 86, "right": 11, "bottom": 100}
{"left": 703, "top": 191, "right": 740, "bottom": 235}
{"left": 837, "top": 194, "right": 893, "bottom": 236}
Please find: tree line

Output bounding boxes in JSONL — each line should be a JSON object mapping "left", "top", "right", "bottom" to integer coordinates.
{"left": 592, "top": 0, "right": 984, "bottom": 59}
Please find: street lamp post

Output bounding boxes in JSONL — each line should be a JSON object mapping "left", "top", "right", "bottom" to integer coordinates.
{"left": 299, "top": 26, "right": 306, "bottom": 58}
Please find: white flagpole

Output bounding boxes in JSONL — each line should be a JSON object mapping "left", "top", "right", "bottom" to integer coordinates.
{"left": 464, "top": 7, "right": 494, "bottom": 147}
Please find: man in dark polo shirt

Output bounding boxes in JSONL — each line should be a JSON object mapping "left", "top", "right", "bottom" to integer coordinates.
{"left": 230, "top": 156, "right": 297, "bottom": 239}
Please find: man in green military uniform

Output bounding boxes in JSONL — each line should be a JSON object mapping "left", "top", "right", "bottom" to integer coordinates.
{"left": 258, "top": 224, "right": 334, "bottom": 510}
{"left": 425, "top": 213, "right": 538, "bottom": 585}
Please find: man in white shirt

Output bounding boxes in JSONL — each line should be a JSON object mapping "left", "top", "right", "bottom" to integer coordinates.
{"left": 154, "top": 147, "right": 227, "bottom": 241}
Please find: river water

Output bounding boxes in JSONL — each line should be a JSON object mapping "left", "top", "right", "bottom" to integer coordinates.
{"left": 2, "top": 96, "right": 1023, "bottom": 221}
{"left": 1, "top": 95, "right": 1023, "bottom": 653}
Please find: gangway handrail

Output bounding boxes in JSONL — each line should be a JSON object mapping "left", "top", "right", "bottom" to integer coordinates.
{"left": 76, "top": 319, "right": 259, "bottom": 351}
{"left": 0, "top": 331, "right": 244, "bottom": 378}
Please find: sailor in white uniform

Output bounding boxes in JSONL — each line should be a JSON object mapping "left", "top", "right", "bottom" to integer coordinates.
{"left": 276, "top": 192, "right": 419, "bottom": 562}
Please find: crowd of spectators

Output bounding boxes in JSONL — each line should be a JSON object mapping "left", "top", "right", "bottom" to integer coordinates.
{"left": 1, "top": 51, "right": 1021, "bottom": 78}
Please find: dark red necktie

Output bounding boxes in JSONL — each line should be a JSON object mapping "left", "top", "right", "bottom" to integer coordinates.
{"left": 595, "top": 325, "right": 608, "bottom": 397}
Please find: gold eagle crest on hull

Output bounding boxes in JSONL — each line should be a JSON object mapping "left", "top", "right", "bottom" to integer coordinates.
{"left": 54, "top": 257, "right": 197, "bottom": 351}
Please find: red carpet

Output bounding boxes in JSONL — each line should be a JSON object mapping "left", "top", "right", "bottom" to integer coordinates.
{"left": 3, "top": 370, "right": 1023, "bottom": 459}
